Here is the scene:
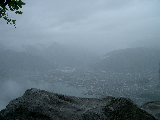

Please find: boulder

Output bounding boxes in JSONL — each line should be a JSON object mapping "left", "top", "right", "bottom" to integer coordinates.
{"left": 0, "top": 88, "right": 156, "bottom": 120}
{"left": 141, "top": 101, "right": 160, "bottom": 120}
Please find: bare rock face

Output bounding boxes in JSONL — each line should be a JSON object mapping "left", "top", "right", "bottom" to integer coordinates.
{"left": 141, "top": 101, "right": 160, "bottom": 120}
{"left": 0, "top": 88, "right": 156, "bottom": 120}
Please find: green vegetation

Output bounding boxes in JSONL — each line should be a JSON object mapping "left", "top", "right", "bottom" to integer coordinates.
{"left": 0, "top": 0, "right": 25, "bottom": 27}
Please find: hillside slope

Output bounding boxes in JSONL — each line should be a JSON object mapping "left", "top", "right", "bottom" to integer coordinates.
{"left": 92, "top": 47, "right": 160, "bottom": 72}
{"left": 0, "top": 49, "right": 52, "bottom": 77}
{"left": 0, "top": 88, "right": 156, "bottom": 120}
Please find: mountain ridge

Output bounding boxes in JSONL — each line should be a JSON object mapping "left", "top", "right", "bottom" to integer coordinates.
{"left": 92, "top": 47, "right": 160, "bottom": 72}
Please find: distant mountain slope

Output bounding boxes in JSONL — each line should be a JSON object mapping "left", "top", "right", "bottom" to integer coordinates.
{"left": 92, "top": 47, "right": 160, "bottom": 72}
{"left": 0, "top": 49, "right": 52, "bottom": 77}
{"left": 40, "top": 43, "right": 100, "bottom": 68}
{"left": 0, "top": 43, "right": 100, "bottom": 77}
{"left": 42, "top": 43, "right": 80, "bottom": 68}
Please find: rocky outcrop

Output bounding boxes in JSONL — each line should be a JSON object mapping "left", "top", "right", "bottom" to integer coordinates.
{"left": 0, "top": 88, "right": 156, "bottom": 120}
{"left": 141, "top": 101, "right": 160, "bottom": 120}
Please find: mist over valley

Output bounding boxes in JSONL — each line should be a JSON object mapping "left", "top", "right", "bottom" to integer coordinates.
{"left": 0, "top": 42, "right": 160, "bottom": 110}
{"left": 0, "top": 1, "right": 160, "bottom": 119}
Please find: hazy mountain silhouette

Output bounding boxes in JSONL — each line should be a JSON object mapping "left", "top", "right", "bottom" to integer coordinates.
{"left": 0, "top": 48, "right": 52, "bottom": 77}
{"left": 24, "top": 43, "right": 100, "bottom": 68}
{"left": 92, "top": 47, "right": 160, "bottom": 73}
{"left": 0, "top": 43, "right": 100, "bottom": 77}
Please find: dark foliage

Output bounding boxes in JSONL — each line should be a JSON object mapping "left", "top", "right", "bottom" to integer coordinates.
{"left": 0, "top": 0, "right": 25, "bottom": 27}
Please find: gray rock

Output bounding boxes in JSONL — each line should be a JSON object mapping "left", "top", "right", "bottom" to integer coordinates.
{"left": 0, "top": 88, "right": 156, "bottom": 120}
{"left": 141, "top": 101, "right": 160, "bottom": 120}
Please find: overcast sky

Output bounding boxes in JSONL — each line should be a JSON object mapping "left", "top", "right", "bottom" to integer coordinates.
{"left": 0, "top": 0, "right": 160, "bottom": 55}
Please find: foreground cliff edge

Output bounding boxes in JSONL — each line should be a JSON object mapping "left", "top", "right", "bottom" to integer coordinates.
{"left": 0, "top": 88, "right": 159, "bottom": 120}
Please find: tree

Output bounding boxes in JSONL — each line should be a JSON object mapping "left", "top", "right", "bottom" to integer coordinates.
{"left": 0, "top": 0, "right": 25, "bottom": 28}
